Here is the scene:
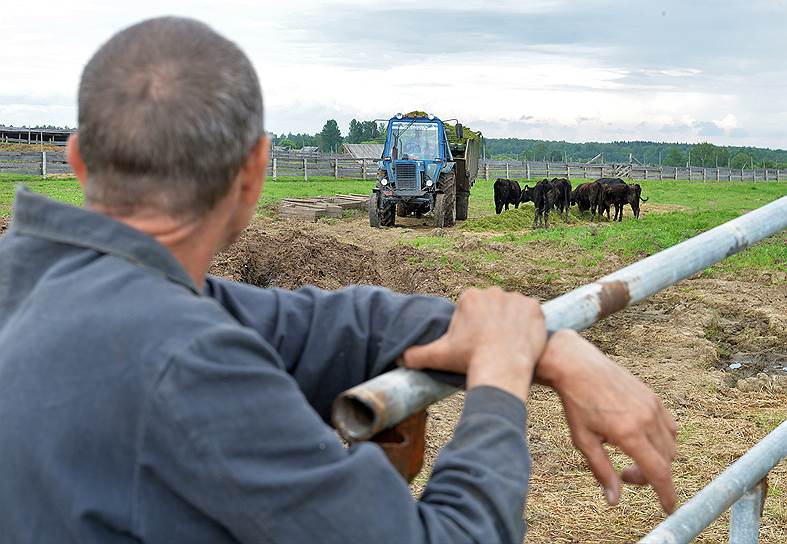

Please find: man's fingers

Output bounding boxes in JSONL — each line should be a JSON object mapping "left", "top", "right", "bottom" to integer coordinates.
{"left": 621, "top": 464, "right": 647, "bottom": 485}
{"left": 576, "top": 433, "right": 621, "bottom": 506}
{"left": 402, "top": 337, "right": 453, "bottom": 370}
{"left": 619, "top": 437, "right": 677, "bottom": 514}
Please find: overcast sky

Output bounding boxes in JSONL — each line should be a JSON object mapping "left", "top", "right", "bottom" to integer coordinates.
{"left": 2, "top": 0, "right": 785, "bottom": 148}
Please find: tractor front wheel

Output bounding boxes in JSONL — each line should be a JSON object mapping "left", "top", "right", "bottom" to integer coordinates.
{"left": 369, "top": 193, "right": 381, "bottom": 227}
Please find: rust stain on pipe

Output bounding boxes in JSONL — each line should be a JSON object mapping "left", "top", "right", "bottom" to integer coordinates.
{"left": 595, "top": 280, "right": 631, "bottom": 319}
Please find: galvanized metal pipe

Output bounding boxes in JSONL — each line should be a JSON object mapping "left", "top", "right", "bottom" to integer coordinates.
{"left": 729, "top": 480, "right": 767, "bottom": 544}
{"left": 333, "top": 195, "right": 787, "bottom": 441}
{"left": 639, "top": 421, "right": 786, "bottom": 543}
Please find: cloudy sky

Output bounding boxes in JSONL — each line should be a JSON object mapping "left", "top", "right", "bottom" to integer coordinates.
{"left": 2, "top": 0, "right": 785, "bottom": 148}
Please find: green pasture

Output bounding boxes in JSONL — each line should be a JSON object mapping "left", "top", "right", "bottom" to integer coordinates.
{"left": 461, "top": 178, "right": 786, "bottom": 275}
{"left": 1, "top": 173, "right": 784, "bottom": 275}
{"left": 0, "top": 174, "right": 375, "bottom": 216}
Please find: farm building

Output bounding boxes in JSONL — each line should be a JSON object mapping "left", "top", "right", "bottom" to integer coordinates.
{"left": 0, "top": 125, "right": 73, "bottom": 146}
{"left": 342, "top": 143, "right": 383, "bottom": 160}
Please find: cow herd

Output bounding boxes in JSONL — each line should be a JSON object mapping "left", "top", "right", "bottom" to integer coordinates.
{"left": 493, "top": 177, "right": 649, "bottom": 228}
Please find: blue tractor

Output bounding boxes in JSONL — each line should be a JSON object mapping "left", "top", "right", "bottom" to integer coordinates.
{"left": 369, "top": 112, "right": 480, "bottom": 228}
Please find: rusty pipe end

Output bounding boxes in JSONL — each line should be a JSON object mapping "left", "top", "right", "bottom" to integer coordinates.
{"left": 332, "top": 389, "right": 386, "bottom": 442}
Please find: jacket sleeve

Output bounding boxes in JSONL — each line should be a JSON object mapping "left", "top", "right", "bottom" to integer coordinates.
{"left": 147, "top": 323, "right": 530, "bottom": 544}
{"left": 204, "top": 276, "right": 454, "bottom": 421}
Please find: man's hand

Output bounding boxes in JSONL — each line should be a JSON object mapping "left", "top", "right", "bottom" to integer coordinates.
{"left": 402, "top": 288, "right": 547, "bottom": 403}
{"left": 536, "top": 329, "right": 678, "bottom": 513}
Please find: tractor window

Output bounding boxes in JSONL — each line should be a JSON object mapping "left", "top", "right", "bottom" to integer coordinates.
{"left": 392, "top": 122, "right": 440, "bottom": 161}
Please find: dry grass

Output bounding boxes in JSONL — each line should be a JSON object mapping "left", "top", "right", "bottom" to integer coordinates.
{"left": 0, "top": 142, "right": 63, "bottom": 152}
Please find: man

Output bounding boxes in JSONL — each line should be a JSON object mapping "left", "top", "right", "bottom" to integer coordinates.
{"left": 0, "top": 17, "right": 676, "bottom": 543}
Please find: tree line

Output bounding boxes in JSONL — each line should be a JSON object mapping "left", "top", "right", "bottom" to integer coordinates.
{"left": 485, "top": 138, "right": 787, "bottom": 169}
{"left": 272, "top": 119, "right": 385, "bottom": 153}
{"left": 268, "top": 118, "right": 787, "bottom": 169}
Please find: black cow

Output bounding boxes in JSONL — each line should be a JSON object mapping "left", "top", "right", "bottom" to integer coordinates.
{"left": 521, "top": 179, "right": 557, "bottom": 228}
{"left": 599, "top": 182, "right": 650, "bottom": 221}
{"left": 550, "top": 178, "right": 572, "bottom": 222}
{"left": 493, "top": 178, "right": 522, "bottom": 214}
{"left": 593, "top": 178, "right": 626, "bottom": 220}
{"left": 626, "top": 183, "right": 649, "bottom": 218}
{"left": 571, "top": 182, "right": 591, "bottom": 212}
{"left": 599, "top": 183, "right": 629, "bottom": 222}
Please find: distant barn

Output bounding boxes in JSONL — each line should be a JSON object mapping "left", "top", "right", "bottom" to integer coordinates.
{"left": 0, "top": 125, "right": 73, "bottom": 146}
{"left": 342, "top": 143, "right": 384, "bottom": 161}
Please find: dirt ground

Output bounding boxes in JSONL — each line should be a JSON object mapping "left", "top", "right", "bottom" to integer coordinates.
{"left": 212, "top": 210, "right": 786, "bottom": 543}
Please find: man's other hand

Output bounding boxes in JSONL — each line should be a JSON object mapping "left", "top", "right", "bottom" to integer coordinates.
{"left": 402, "top": 287, "right": 547, "bottom": 403}
{"left": 536, "top": 329, "right": 678, "bottom": 514}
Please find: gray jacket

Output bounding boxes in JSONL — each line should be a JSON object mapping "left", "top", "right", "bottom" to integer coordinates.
{"left": 0, "top": 188, "right": 531, "bottom": 543}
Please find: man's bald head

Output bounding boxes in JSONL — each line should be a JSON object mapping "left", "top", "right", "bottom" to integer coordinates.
{"left": 77, "top": 17, "right": 264, "bottom": 218}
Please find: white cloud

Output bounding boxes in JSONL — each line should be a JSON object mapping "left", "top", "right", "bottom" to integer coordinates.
{"left": 0, "top": 0, "right": 784, "bottom": 148}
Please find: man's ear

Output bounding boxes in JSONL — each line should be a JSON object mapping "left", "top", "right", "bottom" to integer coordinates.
{"left": 66, "top": 134, "right": 89, "bottom": 190}
{"left": 237, "top": 134, "right": 269, "bottom": 207}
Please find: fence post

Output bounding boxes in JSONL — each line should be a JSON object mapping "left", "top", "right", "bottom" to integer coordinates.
{"left": 659, "top": 167, "right": 663, "bottom": 180}
{"left": 675, "top": 167, "right": 678, "bottom": 180}
{"left": 546, "top": 163, "right": 550, "bottom": 178}
{"left": 334, "top": 158, "right": 338, "bottom": 178}
{"left": 566, "top": 164, "right": 570, "bottom": 179}
{"left": 583, "top": 165, "right": 587, "bottom": 179}
{"left": 526, "top": 162, "right": 531, "bottom": 180}
{"left": 741, "top": 168, "right": 744, "bottom": 181}
{"left": 272, "top": 157, "right": 277, "bottom": 180}
{"left": 777, "top": 170, "right": 780, "bottom": 181}
{"left": 41, "top": 151, "right": 47, "bottom": 178}
{"left": 303, "top": 158, "right": 308, "bottom": 181}
{"left": 716, "top": 168, "right": 720, "bottom": 181}
{"left": 362, "top": 158, "right": 367, "bottom": 180}
{"left": 729, "top": 479, "right": 767, "bottom": 544}
{"left": 27, "top": 130, "right": 31, "bottom": 144}
{"left": 505, "top": 163, "right": 509, "bottom": 178}
{"left": 644, "top": 168, "right": 648, "bottom": 180}
{"left": 484, "top": 163, "right": 489, "bottom": 181}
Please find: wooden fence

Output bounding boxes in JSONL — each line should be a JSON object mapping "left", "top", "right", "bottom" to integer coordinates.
{"left": 1, "top": 152, "right": 782, "bottom": 183}
{"left": 0, "top": 151, "right": 71, "bottom": 176}
{"left": 479, "top": 161, "right": 782, "bottom": 183}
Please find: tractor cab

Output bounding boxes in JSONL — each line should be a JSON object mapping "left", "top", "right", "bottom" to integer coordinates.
{"left": 379, "top": 113, "right": 453, "bottom": 196}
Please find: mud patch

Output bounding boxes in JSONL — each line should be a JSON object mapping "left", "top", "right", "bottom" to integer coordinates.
{"left": 211, "top": 224, "right": 383, "bottom": 290}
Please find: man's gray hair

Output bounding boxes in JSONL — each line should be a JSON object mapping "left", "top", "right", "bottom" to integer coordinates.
{"left": 77, "top": 17, "right": 264, "bottom": 217}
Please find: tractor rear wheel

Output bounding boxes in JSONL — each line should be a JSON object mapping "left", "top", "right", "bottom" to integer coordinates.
{"left": 455, "top": 173, "right": 471, "bottom": 221}
{"left": 433, "top": 172, "right": 456, "bottom": 228}
{"left": 455, "top": 193, "right": 469, "bottom": 221}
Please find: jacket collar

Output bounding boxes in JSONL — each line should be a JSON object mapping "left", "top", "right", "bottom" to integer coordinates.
{"left": 11, "top": 187, "right": 198, "bottom": 294}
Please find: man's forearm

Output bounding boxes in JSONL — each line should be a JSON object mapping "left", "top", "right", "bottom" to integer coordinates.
{"left": 205, "top": 276, "right": 454, "bottom": 420}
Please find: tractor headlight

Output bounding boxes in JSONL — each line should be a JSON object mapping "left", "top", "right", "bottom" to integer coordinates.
{"left": 380, "top": 178, "right": 388, "bottom": 186}
{"left": 425, "top": 179, "right": 433, "bottom": 187}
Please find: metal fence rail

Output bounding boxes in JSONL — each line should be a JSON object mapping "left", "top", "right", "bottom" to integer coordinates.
{"left": 332, "top": 195, "right": 787, "bottom": 440}
{"left": 640, "top": 420, "right": 786, "bottom": 543}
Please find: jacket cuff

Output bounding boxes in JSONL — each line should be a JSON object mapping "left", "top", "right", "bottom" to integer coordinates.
{"left": 461, "top": 385, "right": 527, "bottom": 430}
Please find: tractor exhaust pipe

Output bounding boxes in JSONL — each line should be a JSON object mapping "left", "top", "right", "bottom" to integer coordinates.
{"left": 333, "top": 196, "right": 787, "bottom": 442}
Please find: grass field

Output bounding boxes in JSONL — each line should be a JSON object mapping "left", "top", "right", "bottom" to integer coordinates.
{"left": 2, "top": 173, "right": 784, "bottom": 277}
